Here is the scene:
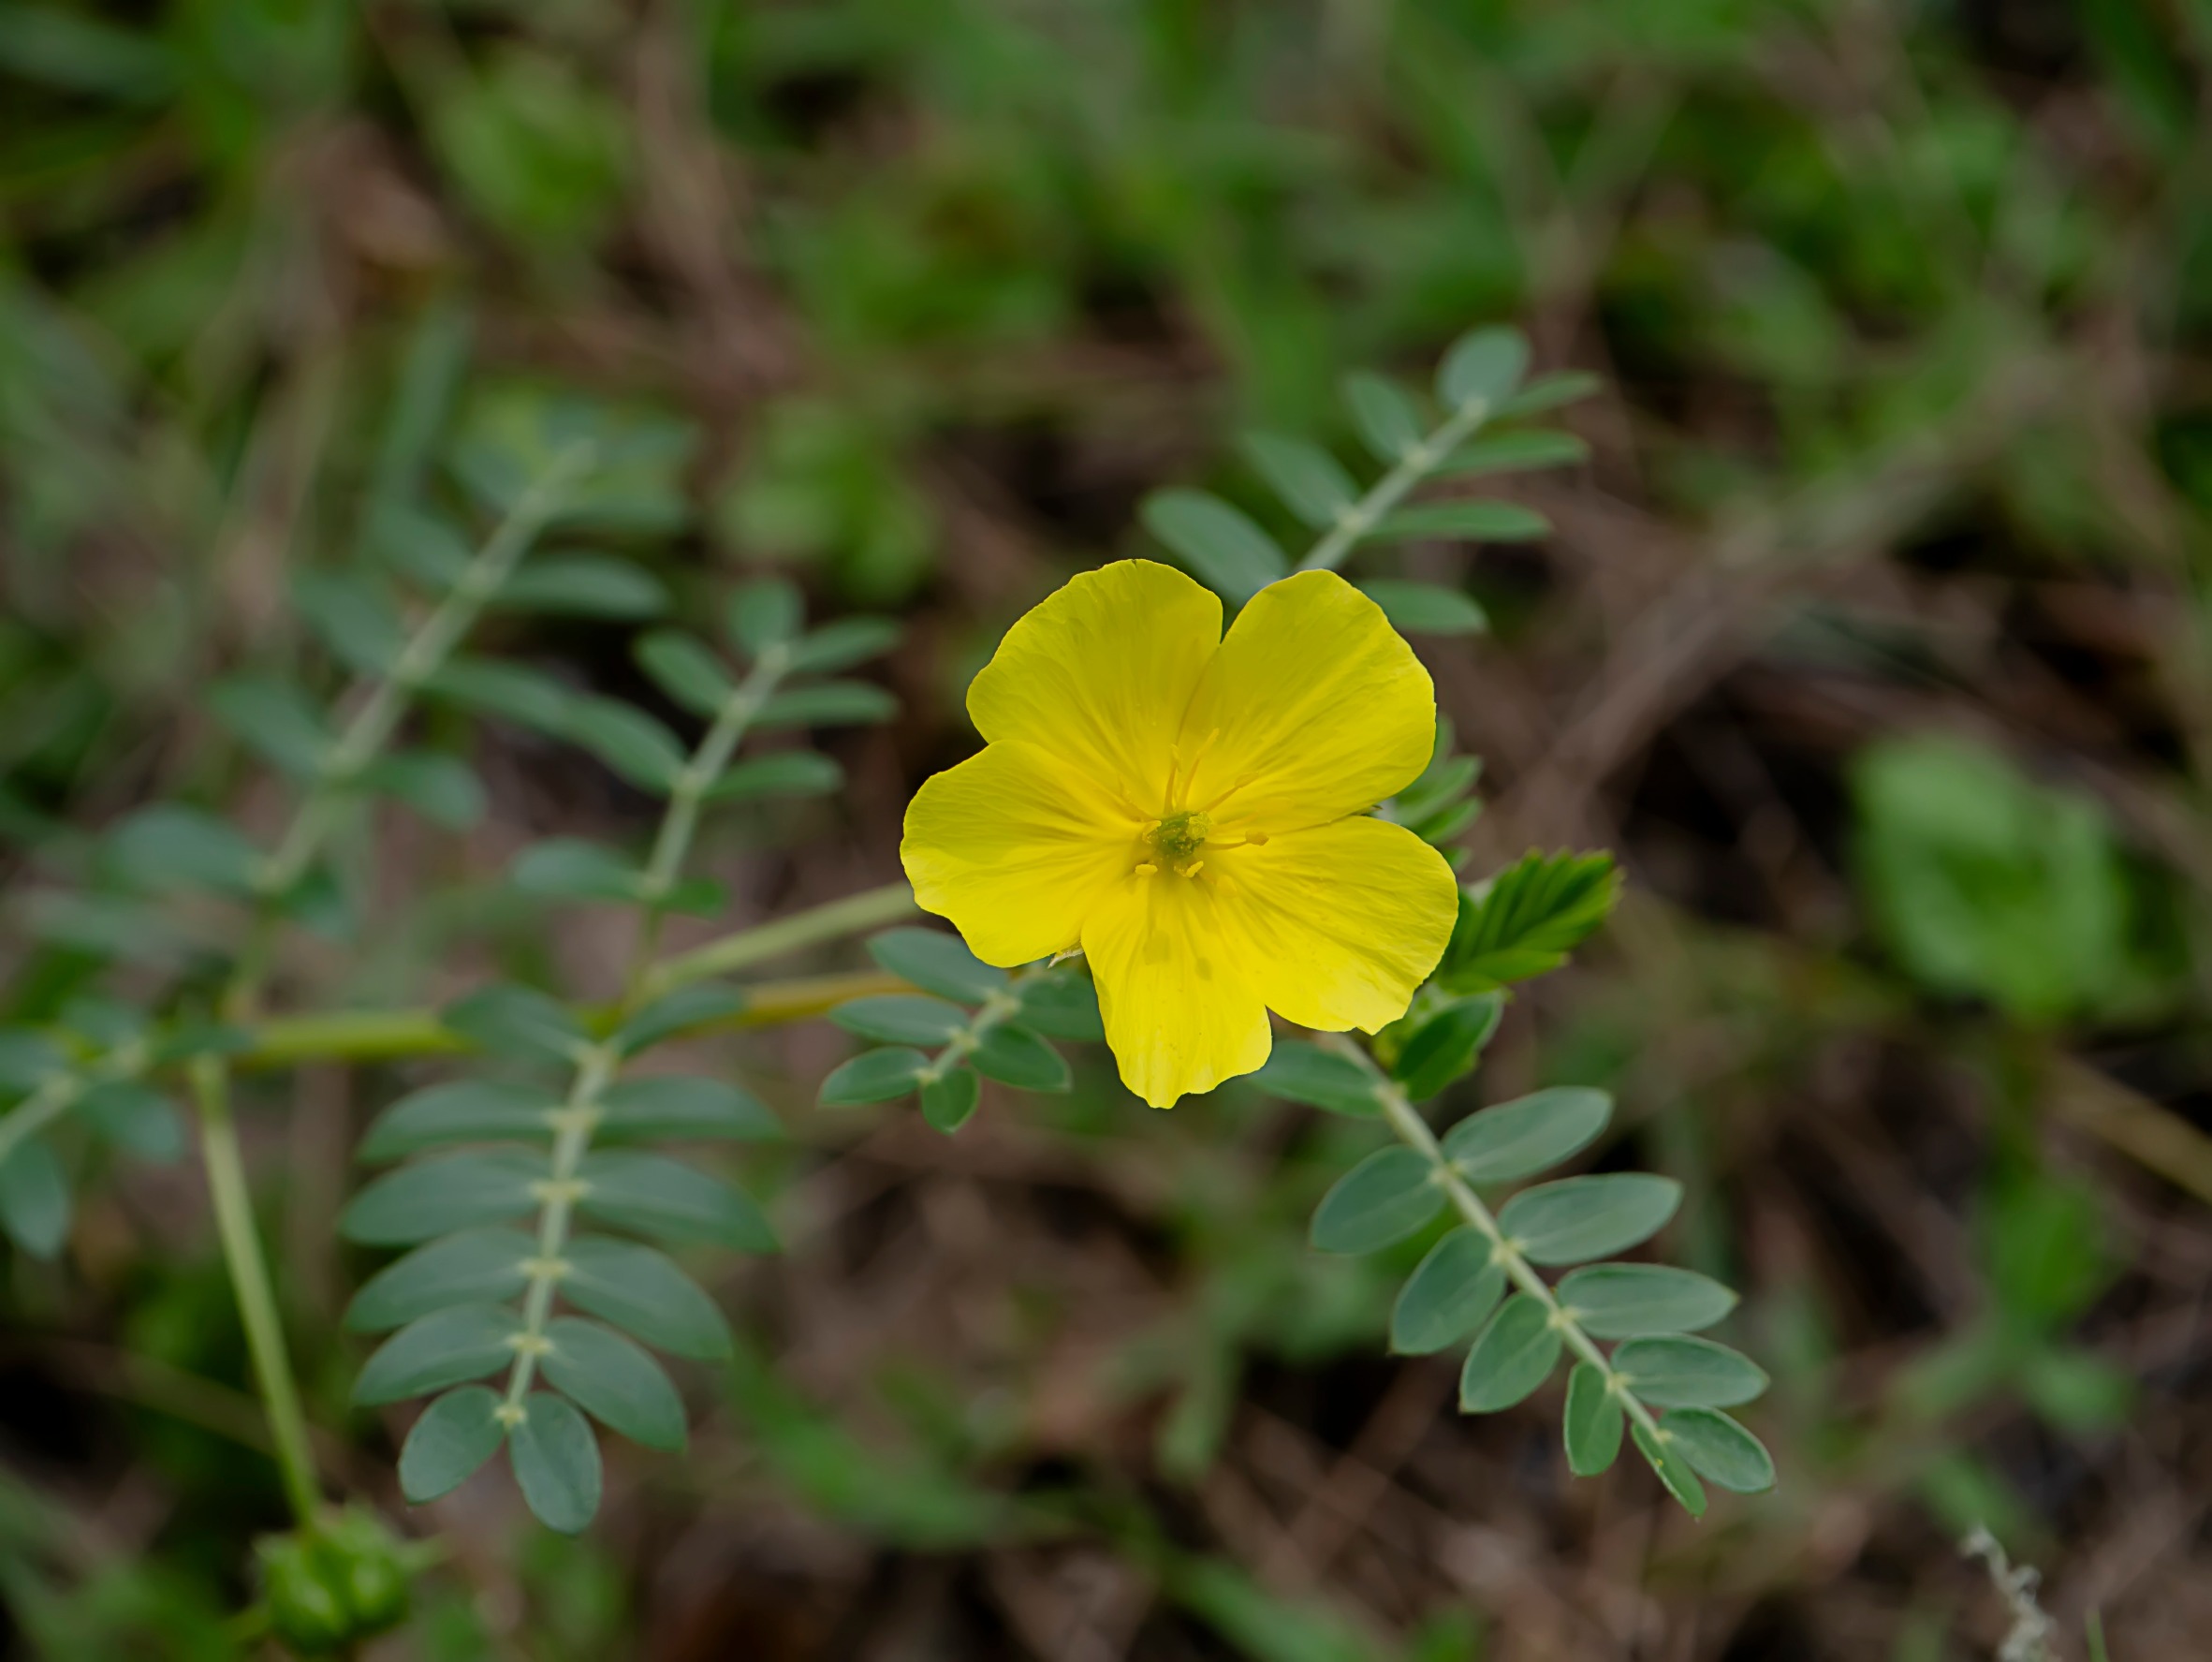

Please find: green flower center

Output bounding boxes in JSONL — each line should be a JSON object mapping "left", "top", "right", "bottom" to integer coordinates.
{"left": 1140, "top": 810, "right": 1212, "bottom": 876}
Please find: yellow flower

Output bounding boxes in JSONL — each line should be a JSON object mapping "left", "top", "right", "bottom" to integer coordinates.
{"left": 901, "top": 560, "right": 1459, "bottom": 1108}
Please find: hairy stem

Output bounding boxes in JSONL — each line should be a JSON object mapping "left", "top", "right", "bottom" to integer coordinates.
{"left": 1319, "top": 1035, "right": 1667, "bottom": 1449}
{"left": 1297, "top": 397, "right": 1493, "bottom": 574}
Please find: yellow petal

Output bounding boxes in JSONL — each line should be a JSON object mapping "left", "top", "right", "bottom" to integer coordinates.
{"left": 901, "top": 741, "right": 1140, "bottom": 967}
{"left": 1081, "top": 874, "right": 1272, "bottom": 1109}
{"left": 1208, "top": 816, "right": 1458, "bottom": 1033}
{"left": 1177, "top": 570, "right": 1435, "bottom": 832}
{"left": 966, "top": 560, "right": 1222, "bottom": 816}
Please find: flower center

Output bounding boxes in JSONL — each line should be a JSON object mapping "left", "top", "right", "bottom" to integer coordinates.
{"left": 1137, "top": 810, "right": 1211, "bottom": 878}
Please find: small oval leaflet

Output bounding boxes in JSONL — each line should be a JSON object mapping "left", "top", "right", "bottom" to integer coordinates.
{"left": 1310, "top": 1147, "right": 1444, "bottom": 1255}
{"left": 509, "top": 1391, "right": 601, "bottom": 1534}
{"left": 1556, "top": 1263, "right": 1737, "bottom": 1338}
{"left": 0, "top": 1140, "right": 70, "bottom": 1258}
{"left": 441, "top": 984, "right": 589, "bottom": 1065}
{"left": 1139, "top": 488, "right": 1288, "bottom": 603}
{"left": 539, "top": 1316, "right": 687, "bottom": 1452}
{"left": 78, "top": 1080, "right": 185, "bottom": 1162}
{"left": 1632, "top": 1420, "right": 1707, "bottom": 1517}
{"left": 359, "top": 1080, "right": 560, "bottom": 1163}
{"left": 1252, "top": 1042, "right": 1381, "bottom": 1118}
{"left": 1611, "top": 1335, "right": 1768, "bottom": 1409}
{"left": 344, "top": 1228, "right": 536, "bottom": 1333}
{"left": 576, "top": 1151, "right": 777, "bottom": 1254}
{"left": 832, "top": 994, "right": 970, "bottom": 1046}
{"left": 1390, "top": 1228, "right": 1504, "bottom": 1354}
{"left": 1496, "top": 1172, "right": 1680, "bottom": 1266}
{"left": 1239, "top": 431, "right": 1356, "bottom": 528}
{"left": 706, "top": 751, "right": 845, "bottom": 802}
{"left": 867, "top": 927, "right": 1006, "bottom": 1004}
{"left": 562, "top": 1235, "right": 734, "bottom": 1360}
{"left": 634, "top": 630, "right": 733, "bottom": 718}
{"left": 613, "top": 983, "right": 746, "bottom": 1055}
{"left": 1357, "top": 580, "right": 1490, "bottom": 638}
{"left": 1458, "top": 1293, "right": 1561, "bottom": 1412}
{"left": 820, "top": 1046, "right": 931, "bottom": 1106}
{"left": 399, "top": 1386, "right": 507, "bottom": 1504}
{"left": 1441, "top": 1086, "right": 1611, "bottom": 1184}
{"left": 595, "top": 1075, "right": 780, "bottom": 1143}
{"left": 1436, "top": 325, "right": 1530, "bottom": 412}
{"left": 340, "top": 1151, "right": 546, "bottom": 1246}
{"left": 352, "top": 1303, "right": 523, "bottom": 1405}
{"left": 970, "top": 1023, "right": 1070, "bottom": 1092}
{"left": 921, "top": 1066, "right": 980, "bottom": 1134}
{"left": 1343, "top": 371, "right": 1426, "bottom": 462}
{"left": 1660, "top": 1408, "right": 1775, "bottom": 1493}
{"left": 1369, "top": 501, "right": 1552, "bottom": 544}
{"left": 1563, "top": 1360, "right": 1623, "bottom": 1477}
{"left": 1013, "top": 973, "right": 1104, "bottom": 1042}
{"left": 1392, "top": 993, "right": 1503, "bottom": 1102}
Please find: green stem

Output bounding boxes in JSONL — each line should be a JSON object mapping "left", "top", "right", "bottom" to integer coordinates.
{"left": 640, "top": 880, "right": 920, "bottom": 999}
{"left": 624, "top": 645, "right": 790, "bottom": 996}
{"left": 236, "top": 967, "right": 907, "bottom": 1070}
{"left": 1297, "top": 398, "right": 1493, "bottom": 574}
{"left": 497, "top": 646, "right": 796, "bottom": 1421}
{"left": 189, "top": 445, "right": 589, "bottom": 1523}
{"left": 190, "top": 1057, "right": 323, "bottom": 1523}
{"left": 1319, "top": 1035, "right": 1667, "bottom": 1449}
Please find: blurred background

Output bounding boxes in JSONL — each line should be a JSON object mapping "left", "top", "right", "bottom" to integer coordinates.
{"left": 5, "top": 0, "right": 2212, "bottom": 1657}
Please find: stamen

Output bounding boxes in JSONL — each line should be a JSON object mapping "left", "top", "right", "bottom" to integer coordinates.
{"left": 1134, "top": 861, "right": 1157, "bottom": 876}
{"left": 1184, "top": 860, "right": 1204, "bottom": 876}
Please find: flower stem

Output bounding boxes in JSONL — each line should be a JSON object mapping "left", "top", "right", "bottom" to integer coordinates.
{"left": 1317, "top": 1034, "right": 1667, "bottom": 1449}
{"left": 190, "top": 1056, "right": 324, "bottom": 1523}
{"left": 1297, "top": 398, "right": 1494, "bottom": 574}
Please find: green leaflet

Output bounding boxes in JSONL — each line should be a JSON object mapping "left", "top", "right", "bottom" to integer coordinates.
{"left": 344, "top": 1228, "right": 536, "bottom": 1332}
{"left": 595, "top": 1075, "right": 781, "bottom": 1143}
{"left": 1252, "top": 1042, "right": 1381, "bottom": 1118}
{"left": 1611, "top": 1336, "right": 1769, "bottom": 1409}
{"left": 1390, "top": 1228, "right": 1504, "bottom": 1355}
{"left": 820, "top": 1047, "right": 930, "bottom": 1105}
{"left": 1310, "top": 1147, "right": 1444, "bottom": 1255}
{"left": 1662, "top": 1408, "right": 1776, "bottom": 1493}
{"left": 1441, "top": 1087, "right": 1612, "bottom": 1184}
{"left": 1556, "top": 1263, "right": 1738, "bottom": 1338}
{"left": 1563, "top": 1361, "right": 1624, "bottom": 1477}
{"left": 920, "top": 1066, "right": 980, "bottom": 1134}
{"left": 539, "top": 1316, "right": 687, "bottom": 1451}
{"left": 1495, "top": 1173, "right": 1681, "bottom": 1266}
{"left": 358, "top": 1081, "right": 559, "bottom": 1163}
{"left": 399, "top": 1386, "right": 507, "bottom": 1504}
{"left": 576, "top": 1150, "right": 777, "bottom": 1252}
{"left": 832, "top": 995, "right": 970, "bottom": 1045}
{"left": 970, "top": 1023, "right": 1069, "bottom": 1091}
{"left": 561, "top": 1235, "right": 733, "bottom": 1360}
{"left": 508, "top": 1391, "right": 602, "bottom": 1534}
{"left": 353, "top": 1304, "right": 523, "bottom": 1405}
{"left": 867, "top": 928, "right": 1006, "bottom": 1003}
{"left": 339, "top": 1151, "right": 546, "bottom": 1245}
{"left": 1458, "top": 1294, "right": 1561, "bottom": 1412}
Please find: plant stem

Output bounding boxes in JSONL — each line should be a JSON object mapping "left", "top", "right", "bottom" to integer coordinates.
{"left": 190, "top": 1057, "right": 324, "bottom": 1523}
{"left": 641, "top": 880, "right": 920, "bottom": 998}
{"left": 1319, "top": 1034, "right": 1667, "bottom": 1448}
{"left": 186, "top": 447, "right": 588, "bottom": 1524}
{"left": 1297, "top": 398, "right": 1493, "bottom": 574}
{"left": 236, "top": 968, "right": 907, "bottom": 1070}
{"left": 496, "top": 646, "right": 796, "bottom": 1421}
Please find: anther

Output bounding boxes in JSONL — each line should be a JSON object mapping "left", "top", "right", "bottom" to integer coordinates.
{"left": 1134, "top": 862, "right": 1157, "bottom": 876}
